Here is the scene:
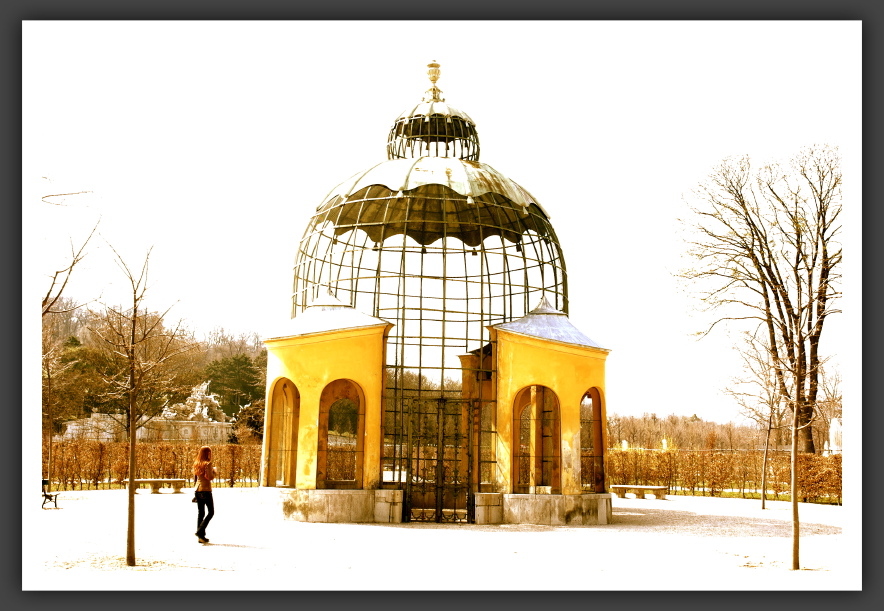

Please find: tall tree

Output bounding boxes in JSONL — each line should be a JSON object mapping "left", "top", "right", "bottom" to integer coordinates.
{"left": 681, "top": 144, "right": 842, "bottom": 570}
{"left": 41, "top": 320, "right": 76, "bottom": 493}
{"left": 229, "top": 399, "right": 265, "bottom": 444}
{"left": 87, "top": 246, "right": 198, "bottom": 567}
{"left": 204, "top": 354, "right": 265, "bottom": 418}
{"left": 41, "top": 208, "right": 94, "bottom": 491}
{"left": 681, "top": 144, "right": 841, "bottom": 451}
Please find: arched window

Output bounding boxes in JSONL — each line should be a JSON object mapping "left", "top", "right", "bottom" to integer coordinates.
{"left": 266, "top": 379, "right": 299, "bottom": 487}
{"left": 580, "top": 388, "right": 605, "bottom": 492}
{"left": 318, "top": 379, "right": 365, "bottom": 489}
{"left": 513, "top": 385, "right": 561, "bottom": 494}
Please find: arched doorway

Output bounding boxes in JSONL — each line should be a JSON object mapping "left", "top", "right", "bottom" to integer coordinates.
{"left": 580, "top": 388, "right": 605, "bottom": 492}
{"left": 318, "top": 379, "right": 365, "bottom": 489}
{"left": 513, "top": 385, "right": 561, "bottom": 494}
{"left": 266, "top": 378, "right": 300, "bottom": 487}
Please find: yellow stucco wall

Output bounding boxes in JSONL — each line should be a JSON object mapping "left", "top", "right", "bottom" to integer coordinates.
{"left": 261, "top": 323, "right": 391, "bottom": 490}
{"left": 492, "top": 328, "right": 609, "bottom": 495}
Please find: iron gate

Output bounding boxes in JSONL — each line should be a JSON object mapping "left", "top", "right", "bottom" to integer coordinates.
{"left": 404, "top": 397, "right": 473, "bottom": 523}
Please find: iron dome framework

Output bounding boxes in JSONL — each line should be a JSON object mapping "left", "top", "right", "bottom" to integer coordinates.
{"left": 291, "top": 62, "right": 569, "bottom": 520}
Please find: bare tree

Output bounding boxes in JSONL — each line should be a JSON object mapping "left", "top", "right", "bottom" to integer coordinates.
{"left": 87, "top": 246, "right": 198, "bottom": 566}
{"left": 724, "top": 330, "right": 792, "bottom": 509}
{"left": 40, "top": 207, "right": 98, "bottom": 491}
{"left": 203, "top": 327, "right": 264, "bottom": 362}
{"left": 681, "top": 145, "right": 842, "bottom": 570}
{"left": 41, "top": 320, "right": 76, "bottom": 495}
{"left": 41, "top": 222, "right": 99, "bottom": 318}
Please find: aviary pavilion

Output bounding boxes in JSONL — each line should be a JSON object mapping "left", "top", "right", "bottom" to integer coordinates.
{"left": 260, "top": 62, "right": 612, "bottom": 525}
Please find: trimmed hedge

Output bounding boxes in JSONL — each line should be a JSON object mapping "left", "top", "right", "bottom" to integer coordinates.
{"left": 42, "top": 440, "right": 262, "bottom": 490}
{"left": 605, "top": 448, "right": 841, "bottom": 504}
{"left": 42, "top": 442, "right": 842, "bottom": 505}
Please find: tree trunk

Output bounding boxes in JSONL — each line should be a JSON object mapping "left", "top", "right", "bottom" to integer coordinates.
{"left": 790, "top": 402, "right": 800, "bottom": 570}
{"left": 126, "top": 406, "right": 135, "bottom": 566}
{"left": 797, "top": 403, "right": 816, "bottom": 453}
{"left": 761, "top": 410, "right": 772, "bottom": 510}
{"left": 126, "top": 349, "right": 137, "bottom": 566}
{"left": 46, "top": 366, "right": 53, "bottom": 493}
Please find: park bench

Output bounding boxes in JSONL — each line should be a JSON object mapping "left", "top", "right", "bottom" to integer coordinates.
{"left": 122, "top": 478, "right": 188, "bottom": 494}
{"left": 609, "top": 484, "right": 668, "bottom": 500}
{"left": 42, "top": 479, "right": 59, "bottom": 509}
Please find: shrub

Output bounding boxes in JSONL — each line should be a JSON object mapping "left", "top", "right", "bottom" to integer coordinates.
{"left": 603, "top": 448, "right": 839, "bottom": 504}
{"left": 42, "top": 440, "right": 262, "bottom": 490}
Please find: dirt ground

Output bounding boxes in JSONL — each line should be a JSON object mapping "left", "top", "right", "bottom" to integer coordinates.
{"left": 23, "top": 487, "right": 860, "bottom": 590}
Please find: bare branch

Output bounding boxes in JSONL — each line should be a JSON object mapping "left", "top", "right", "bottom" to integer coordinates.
{"left": 42, "top": 220, "right": 100, "bottom": 317}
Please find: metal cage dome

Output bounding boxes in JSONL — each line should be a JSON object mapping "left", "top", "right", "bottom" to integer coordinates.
{"left": 290, "top": 62, "right": 569, "bottom": 487}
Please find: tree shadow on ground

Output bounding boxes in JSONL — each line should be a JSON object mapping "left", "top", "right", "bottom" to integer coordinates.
{"left": 609, "top": 507, "right": 841, "bottom": 537}
{"left": 358, "top": 508, "right": 840, "bottom": 536}
{"left": 198, "top": 543, "right": 267, "bottom": 549}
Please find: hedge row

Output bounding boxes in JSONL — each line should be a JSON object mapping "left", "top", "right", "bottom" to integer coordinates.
{"left": 42, "top": 442, "right": 842, "bottom": 504}
{"left": 605, "top": 449, "right": 841, "bottom": 504}
{"left": 42, "top": 440, "right": 263, "bottom": 490}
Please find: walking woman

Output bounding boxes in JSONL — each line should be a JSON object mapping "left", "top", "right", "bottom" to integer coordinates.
{"left": 193, "top": 445, "right": 215, "bottom": 543}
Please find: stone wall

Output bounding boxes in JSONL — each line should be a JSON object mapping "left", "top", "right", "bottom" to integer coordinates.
{"left": 277, "top": 488, "right": 403, "bottom": 523}
{"left": 495, "top": 493, "right": 612, "bottom": 526}
{"left": 273, "top": 488, "right": 611, "bottom": 525}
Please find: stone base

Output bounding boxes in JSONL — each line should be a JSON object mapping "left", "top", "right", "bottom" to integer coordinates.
{"left": 270, "top": 488, "right": 610, "bottom": 525}
{"left": 499, "top": 493, "right": 612, "bottom": 525}
{"left": 276, "top": 488, "right": 404, "bottom": 523}
{"left": 474, "top": 492, "right": 504, "bottom": 524}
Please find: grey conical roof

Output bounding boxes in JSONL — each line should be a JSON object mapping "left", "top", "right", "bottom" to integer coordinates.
{"left": 492, "top": 296, "right": 605, "bottom": 350}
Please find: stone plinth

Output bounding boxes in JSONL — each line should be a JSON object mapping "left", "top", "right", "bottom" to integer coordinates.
{"left": 474, "top": 492, "right": 503, "bottom": 524}
{"left": 501, "top": 493, "right": 612, "bottom": 526}
{"left": 277, "top": 489, "right": 403, "bottom": 523}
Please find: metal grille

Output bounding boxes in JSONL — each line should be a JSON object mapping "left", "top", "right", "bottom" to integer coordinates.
{"left": 580, "top": 391, "right": 606, "bottom": 492}
{"left": 325, "top": 399, "right": 358, "bottom": 484}
{"left": 292, "top": 186, "right": 567, "bottom": 384}
{"left": 266, "top": 380, "right": 298, "bottom": 487}
{"left": 514, "top": 386, "right": 561, "bottom": 493}
{"left": 403, "top": 397, "right": 472, "bottom": 522}
{"left": 387, "top": 114, "right": 480, "bottom": 161}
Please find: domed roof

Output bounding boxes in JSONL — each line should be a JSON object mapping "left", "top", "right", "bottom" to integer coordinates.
{"left": 311, "top": 156, "right": 552, "bottom": 248}
{"left": 292, "top": 61, "right": 570, "bottom": 360}
{"left": 387, "top": 61, "right": 480, "bottom": 161}
{"left": 318, "top": 156, "right": 547, "bottom": 216}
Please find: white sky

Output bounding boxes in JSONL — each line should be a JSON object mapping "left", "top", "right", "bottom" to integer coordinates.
{"left": 23, "top": 21, "right": 861, "bottom": 429}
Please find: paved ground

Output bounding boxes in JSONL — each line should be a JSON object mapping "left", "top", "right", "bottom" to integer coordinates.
{"left": 23, "top": 487, "right": 860, "bottom": 590}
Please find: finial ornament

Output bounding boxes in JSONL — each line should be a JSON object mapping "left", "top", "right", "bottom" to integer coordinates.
{"left": 427, "top": 61, "right": 441, "bottom": 84}
{"left": 423, "top": 60, "right": 444, "bottom": 102}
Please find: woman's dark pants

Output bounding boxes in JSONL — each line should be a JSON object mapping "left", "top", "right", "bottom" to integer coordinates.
{"left": 195, "top": 491, "right": 214, "bottom": 537}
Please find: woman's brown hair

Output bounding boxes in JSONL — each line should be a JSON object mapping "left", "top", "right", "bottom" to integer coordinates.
{"left": 193, "top": 445, "right": 213, "bottom": 478}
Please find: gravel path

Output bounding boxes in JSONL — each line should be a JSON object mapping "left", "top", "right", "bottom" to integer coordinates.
{"left": 23, "top": 487, "right": 859, "bottom": 590}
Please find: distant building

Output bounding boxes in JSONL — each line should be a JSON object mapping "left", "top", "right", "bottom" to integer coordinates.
{"left": 57, "top": 412, "right": 125, "bottom": 442}
{"left": 58, "top": 382, "right": 232, "bottom": 444}
{"left": 826, "top": 417, "right": 842, "bottom": 454}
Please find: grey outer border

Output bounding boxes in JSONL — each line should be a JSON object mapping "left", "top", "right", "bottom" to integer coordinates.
{"left": 11, "top": 1, "right": 876, "bottom": 610}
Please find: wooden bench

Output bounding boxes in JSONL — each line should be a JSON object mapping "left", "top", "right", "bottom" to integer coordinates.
{"left": 609, "top": 484, "right": 668, "bottom": 500}
{"left": 122, "top": 478, "right": 188, "bottom": 494}
{"left": 42, "top": 479, "right": 59, "bottom": 509}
